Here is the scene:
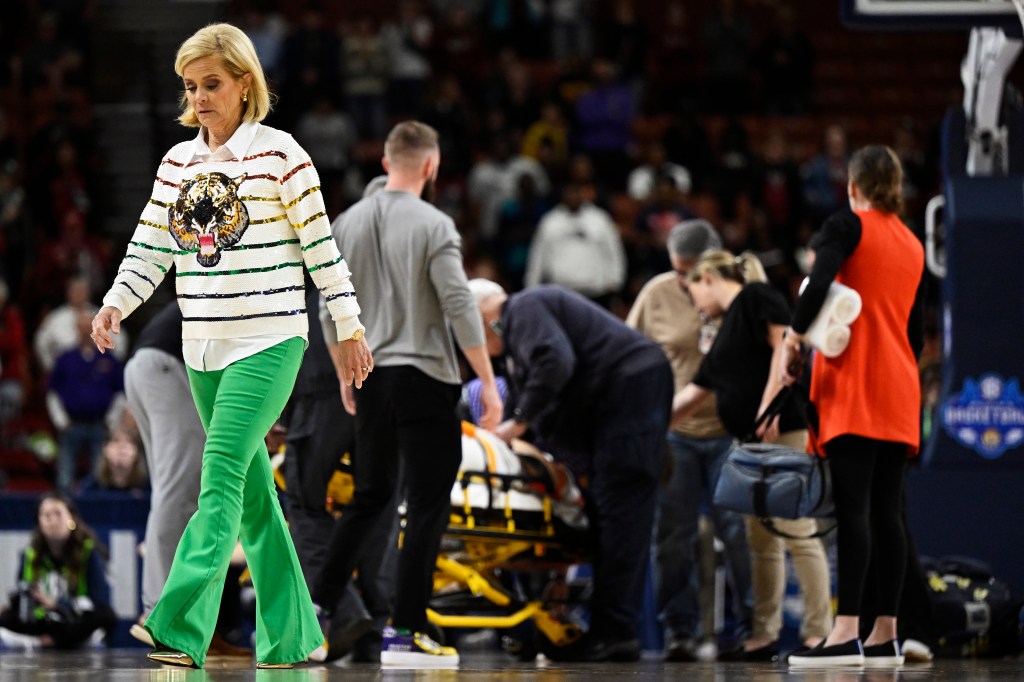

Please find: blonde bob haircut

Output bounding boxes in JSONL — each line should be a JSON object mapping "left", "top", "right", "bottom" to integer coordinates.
{"left": 174, "top": 23, "right": 273, "bottom": 127}
{"left": 688, "top": 249, "right": 768, "bottom": 286}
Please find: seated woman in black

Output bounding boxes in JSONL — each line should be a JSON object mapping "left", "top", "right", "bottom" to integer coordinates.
{"left": 670, "top": 249, "right": 831, "bottom": 661}
{"left": 0, "top": 493, "right": 116, "bottom": 649}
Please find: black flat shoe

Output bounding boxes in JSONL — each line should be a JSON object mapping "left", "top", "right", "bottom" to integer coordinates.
{"left": 863, "top": 639, "right": 904, "bottom": 667}
{"left": 718, "top": 642, "right": 779, "bottom": 662}
{"left": 788, "top": 638, "right": 864, "bottom": 668}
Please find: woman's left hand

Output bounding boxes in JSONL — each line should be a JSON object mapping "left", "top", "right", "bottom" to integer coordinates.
{"left": 338, "top": 338, "right": 374, "bottom": 389}
{"left": 756, "top": 414, "right": 781, "bottom": 442}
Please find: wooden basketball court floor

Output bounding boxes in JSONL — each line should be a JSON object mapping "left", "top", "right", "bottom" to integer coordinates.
{"left": 1, "top": 650, "right": 1022, "bottom": 681}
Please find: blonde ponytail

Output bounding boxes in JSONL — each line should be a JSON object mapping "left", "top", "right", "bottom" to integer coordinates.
{"left": 737, "top": 251, "right": 767, "bottom": 283}
{"left": 689, "top": 249, "right": 766, "bottom": 285}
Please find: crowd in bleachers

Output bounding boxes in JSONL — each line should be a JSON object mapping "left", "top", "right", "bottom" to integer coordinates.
{"left": 0, "top": 0, "right": 113, "bottom": 490}
{"left": 0, "top": 0, "right": 952, "bottom": 492}
{"left": 225, "top": 0, "right": 946, "bottom": 312}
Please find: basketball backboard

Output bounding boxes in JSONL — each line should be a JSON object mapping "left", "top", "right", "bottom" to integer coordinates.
{"left": 840, "top": 0, "right": 1020, "bottom": 30}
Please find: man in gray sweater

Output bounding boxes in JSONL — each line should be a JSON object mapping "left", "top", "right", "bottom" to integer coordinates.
{"left": 313, "top": 121, "right": 502, "bottom": 668}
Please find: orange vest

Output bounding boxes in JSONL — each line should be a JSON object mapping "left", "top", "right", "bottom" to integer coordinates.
{"left": 810, "top": 209, "right": 924, "bottom": 454}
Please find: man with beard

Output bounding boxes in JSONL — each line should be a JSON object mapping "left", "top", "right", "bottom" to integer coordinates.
{"left": 312, "top": 121, "right": 503, "bottom": 668}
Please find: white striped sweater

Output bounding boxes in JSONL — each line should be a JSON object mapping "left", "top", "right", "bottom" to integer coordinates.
{"left": 102, "top": 123, "right": 362, "bottom": 341}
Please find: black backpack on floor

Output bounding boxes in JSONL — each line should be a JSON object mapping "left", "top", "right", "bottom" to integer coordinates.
{"left": 922, "top": 556, "right": 1022, "bottom": 658}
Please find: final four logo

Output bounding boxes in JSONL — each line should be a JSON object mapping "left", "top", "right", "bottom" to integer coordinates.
{"left": 942, "top": 373, "right": 1024, "bottom": 459}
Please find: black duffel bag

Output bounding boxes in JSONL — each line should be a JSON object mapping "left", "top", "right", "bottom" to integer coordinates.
{"left": 712, "top": 386, "right": 834, "bottom": 539}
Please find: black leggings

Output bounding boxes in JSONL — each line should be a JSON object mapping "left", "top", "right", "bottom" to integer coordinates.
{"left": 826, "top": 434, "right": 908, "bottom": 618}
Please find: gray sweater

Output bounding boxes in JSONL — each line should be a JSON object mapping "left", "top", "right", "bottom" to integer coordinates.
{"left": 320, "top": 189, "right": 484, "bottom": 385}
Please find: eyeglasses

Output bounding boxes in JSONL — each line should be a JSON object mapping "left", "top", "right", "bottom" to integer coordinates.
{"left": 488, "top": 319, "right": 503, "bottom": 338}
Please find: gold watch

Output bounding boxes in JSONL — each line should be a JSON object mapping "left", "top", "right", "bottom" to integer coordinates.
{"left": 349, "top": 328, "right": 364, "bottom": 341}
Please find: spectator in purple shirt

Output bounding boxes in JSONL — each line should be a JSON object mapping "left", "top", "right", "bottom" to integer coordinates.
{"left": 47, "top": 310, "right": 123, "bottom": 491}
{"left": 574, "top": 58, "right": 634, "bottom": 191}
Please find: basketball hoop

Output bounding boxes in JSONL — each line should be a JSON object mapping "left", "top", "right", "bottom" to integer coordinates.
{"left": 961, "top": 4, "right": 1024, "bottom": 176}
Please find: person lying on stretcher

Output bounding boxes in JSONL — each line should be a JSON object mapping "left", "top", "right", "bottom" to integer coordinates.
{"left": 455, "top": 421, "right": 588, "bottom": 531}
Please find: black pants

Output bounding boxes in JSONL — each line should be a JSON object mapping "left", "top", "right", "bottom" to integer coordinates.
{"left": 284, "top": 389, "right": 356, "bottom": 594}
{"left": 826, "top": 434, "right": 908, "bottom": 617}
{"left": 285, "top": 389, "right": 395, "bottom": 631}
{"left": 312, "top": 366, "right": 461, "bottom": 632}
{"left": 0, "top": 605, "right": 116, "bottom": 649}
{"left": 584, "top": 362, "right": 673, "bottom": 641}
{"left": 858, "top": 477, "right": 935, "bottom": 644}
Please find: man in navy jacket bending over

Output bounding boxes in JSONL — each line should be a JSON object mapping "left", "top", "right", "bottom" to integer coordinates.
{"left": 468, "top": 280, "right": 673, "bottom": 662}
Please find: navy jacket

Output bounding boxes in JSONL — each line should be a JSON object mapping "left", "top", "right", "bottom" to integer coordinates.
{"left": 500, "top": 286, "right": 668, "bottom": 451}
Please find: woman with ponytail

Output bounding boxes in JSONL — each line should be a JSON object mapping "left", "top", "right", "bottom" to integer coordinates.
{"left": 670, "top": 249, "right": 831, "bottom": 662}
{"left": 786, "top": 145, "right": 924, "bottom": 669}
{"left": 0, "top": 493, "right": 116, "bottom": 649}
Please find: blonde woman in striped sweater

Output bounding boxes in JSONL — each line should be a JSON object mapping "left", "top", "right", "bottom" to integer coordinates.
{"left": 90, "top": 23, "right": 371, "bottom": 670}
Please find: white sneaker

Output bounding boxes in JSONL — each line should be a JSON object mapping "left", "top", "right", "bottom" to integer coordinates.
{"left": 380, "top": 626, "right": 459, "bottom": 668}
{"left": 129, "top": 623, "right": 154, "bottom": 647}
{"left": 306, "top": 643, "right": 329, "bottom": 662}
{"left": 901, "top": 638, "right": 934, "bottom": 663}
{"left": 0, "top": 627, "right": 42, "bottom": 650}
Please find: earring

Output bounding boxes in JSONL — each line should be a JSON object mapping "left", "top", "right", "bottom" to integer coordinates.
{"left": 242, "top": 93, "right": 248, "bottom": 103}
{"left": 67, "top": 519, "right": 77, "bottom": 531}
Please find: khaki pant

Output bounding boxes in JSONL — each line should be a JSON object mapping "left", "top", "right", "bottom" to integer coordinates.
{"left": 746, "top": 429, "right": 832, "bottom": 642}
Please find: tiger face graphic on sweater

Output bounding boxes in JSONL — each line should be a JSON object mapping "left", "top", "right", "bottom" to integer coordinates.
{"left": 169, "top": 172, "right": 249, "bottom": 267}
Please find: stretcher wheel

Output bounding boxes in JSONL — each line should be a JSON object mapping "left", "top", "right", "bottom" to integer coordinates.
{"left": 535, "top": 630, "right": 575, "bottom": 660}
{"left": 499, "top": 623, "right": 540, "bottom": 661}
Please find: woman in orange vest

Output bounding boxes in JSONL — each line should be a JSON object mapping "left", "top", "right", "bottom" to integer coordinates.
{"left": 785, "top": 145, "right": 925, "bottom": 669}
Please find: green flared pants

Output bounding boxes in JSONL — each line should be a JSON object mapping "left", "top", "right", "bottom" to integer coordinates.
{"left": 145, "top": 337, "right": 321, "bottom": 667}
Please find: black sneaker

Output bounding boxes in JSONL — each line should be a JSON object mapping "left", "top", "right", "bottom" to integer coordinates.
{"left": 324, "top": 615, "right": 373, "bottom": 662}
{"left": 351, "top": 632, "right": 382, "bottom": 664}
{"left": 863, "top": 639, "right": 904, "bottom": 668}
{"left": 663, "top": 637, "right": 698, "bottom": 662}
{"left": 788, "top": 638, "right": 864, "bottom": 668}
{"left": 544, "top": 635, "right": 641, "bottom": 663}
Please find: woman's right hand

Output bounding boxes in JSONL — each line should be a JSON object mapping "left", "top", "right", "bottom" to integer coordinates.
{"left": 91, "top": 306, "right": 122, "bottom": 354}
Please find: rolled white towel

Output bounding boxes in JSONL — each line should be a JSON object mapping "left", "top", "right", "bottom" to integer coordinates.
{"left": 828, "top": 283, "right": 862, "bottom": 325}
{"left": 805, "top": 322, "right": 851, "bottom": 358}
{"left": 799, "top": 278, "right": 862, "bottom": 326}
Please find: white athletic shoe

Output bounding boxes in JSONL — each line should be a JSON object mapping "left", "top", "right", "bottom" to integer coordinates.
{"left": 380, "top": 626, "right": 459, "bottom": 668}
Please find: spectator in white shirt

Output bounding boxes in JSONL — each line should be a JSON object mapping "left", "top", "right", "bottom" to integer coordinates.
{"left": 628, "top": 142, "right": 692, "bottom": 201}
{"left": 524, "top": 182, "right": 626, "bottom": 309}
{"left": 35, "top": 275, "right": 127, "bottom": 374}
